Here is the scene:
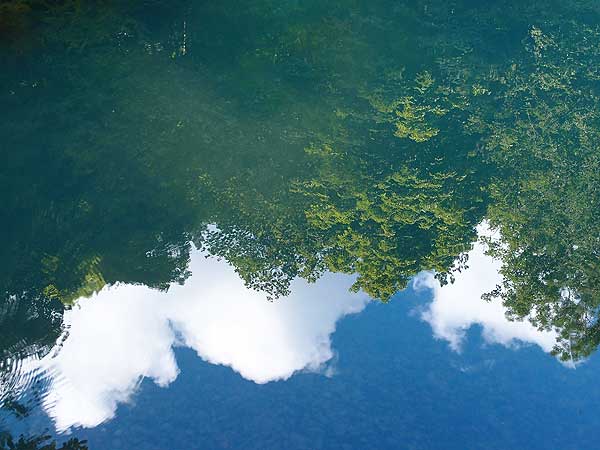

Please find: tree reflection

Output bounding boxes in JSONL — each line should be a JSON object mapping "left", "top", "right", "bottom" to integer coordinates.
{"left": 0, "top": 0, "right": 598, "bottom": 370}
{"left": 0, "top": 432, "right": 87, "bottom": 450}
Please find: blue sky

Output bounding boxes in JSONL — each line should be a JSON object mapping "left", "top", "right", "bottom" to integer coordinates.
{"left": 78, "top": 286, "right": 600, "bottom": 450}
{"left": 4, "top": 233, "right": 599, "bottom": 449}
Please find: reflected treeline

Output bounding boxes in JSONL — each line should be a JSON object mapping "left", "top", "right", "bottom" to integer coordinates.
{"left": 0, "top": 431, "right": 87, "bottom": 450}
{"left": 0, "top": 0, "right": 599, "bottom": 375}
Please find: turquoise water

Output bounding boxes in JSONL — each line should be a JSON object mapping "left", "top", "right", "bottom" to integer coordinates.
{"left": 1, "top": 1, "right": 599, "bottom": 448}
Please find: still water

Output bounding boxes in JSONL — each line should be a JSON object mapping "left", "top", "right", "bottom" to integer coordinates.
{"left": 1, "top": 1, "right": 599, "bottom": 448}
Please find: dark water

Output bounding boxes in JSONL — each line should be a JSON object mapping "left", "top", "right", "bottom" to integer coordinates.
{"left": 1, "top": 1, "right": 599, "bottom": 448}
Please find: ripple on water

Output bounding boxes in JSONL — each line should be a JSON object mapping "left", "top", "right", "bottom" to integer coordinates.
{"left": 0, "top": 294, "right": 68, "bottom": 430}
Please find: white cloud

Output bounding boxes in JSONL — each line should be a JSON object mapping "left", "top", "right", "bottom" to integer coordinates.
{"left": 415, "top": 223, "right": 557, "bottom": 353}
{"left": 37, "top": 248, "right": 369, "bottom": 431}
{"left": 18, "top": 224, "right": 564, "bottom": 432}
{"left": 41, "top": 284, "right": 179, "bottom": 431}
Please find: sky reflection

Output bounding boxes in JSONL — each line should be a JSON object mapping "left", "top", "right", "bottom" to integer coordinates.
{"left": 14, "top": 229, "right": 566, "bottom": 433}
{"left": 37, "top": 249, "right": 369, "bottom": 430}
{"left": 417, "top": 225, "right": 557, "bottom": 354}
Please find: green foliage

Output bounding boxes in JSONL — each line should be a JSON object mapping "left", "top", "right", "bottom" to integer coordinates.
{"left": 0, "top": 0, "right": 599, "bottom": 361}
{"left": 474, "top": 24, "right": 600, "bottom": 361}
{"left": 0, "top": 432, "right": 87, "bottom": 450}
{"left": 366, "top": 72, "right": 454, "bottom": 143}
{"left": 297, "top": 148, "right": 480, "bottom": 299}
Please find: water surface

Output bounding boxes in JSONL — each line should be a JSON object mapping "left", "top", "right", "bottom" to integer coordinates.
{"left": 1, "top": 1, "right": 599, "bottom": 448}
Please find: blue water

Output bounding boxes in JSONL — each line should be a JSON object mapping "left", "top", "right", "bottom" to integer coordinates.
{"left": 74, "top": 287, "right": 599, "bottom": 450}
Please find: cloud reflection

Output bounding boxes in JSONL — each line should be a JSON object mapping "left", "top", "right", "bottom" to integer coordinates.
{"left": 415, "top": 224, "right": 557, "bottom": 353}
{"left": 40, "top": 250, "right": 369, "bottom": 431}
{"left": 24, "top": 226, "right": 562, "bottom": 432}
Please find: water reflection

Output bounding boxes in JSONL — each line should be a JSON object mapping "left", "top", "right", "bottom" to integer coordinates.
{"left": 19, "top": 250, "right": 367, "bottom": 430}
{"left": 1, "top": 0, "right": 600, "bottom": 446}
{"left": 417, "top": 224, "right": 556, "bottom": 355}
{"left": 2, "top": 0, "right": 598, "bottom": 364}
{"left": 3, "top": 225, "right": 572, "bottom": 433}
{"left": 0, "top": 432, "right": 87, "bottom": 450}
